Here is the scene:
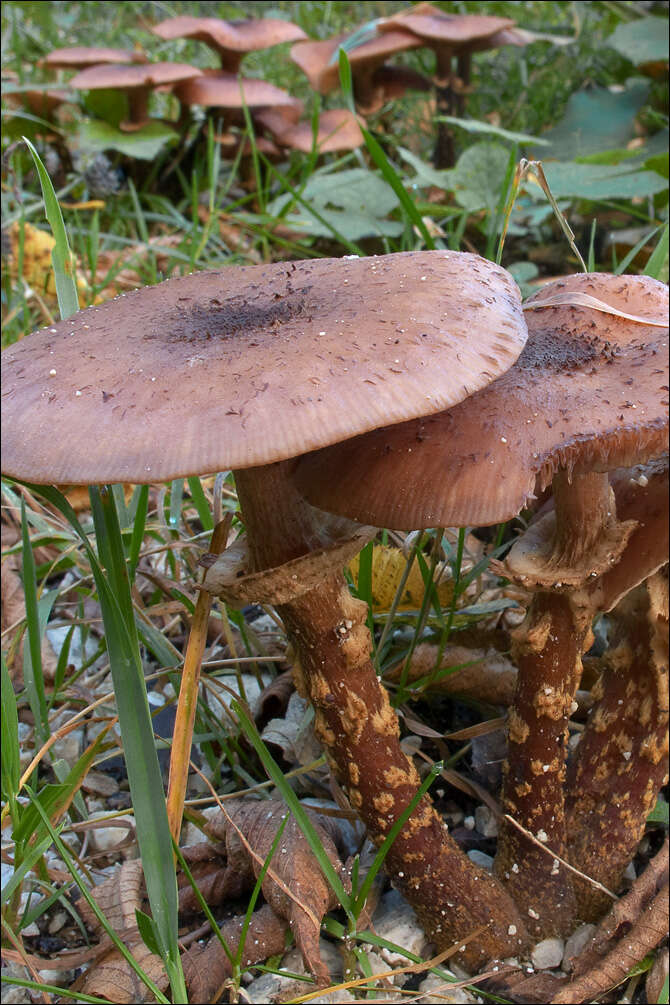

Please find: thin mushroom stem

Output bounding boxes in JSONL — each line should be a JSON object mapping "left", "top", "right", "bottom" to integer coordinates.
{"left": 552, "top": 470, "right": 613, "bottom": 567}
{"left": 494, "top": 468, "right": 628, "bottom": 936}
{"left": 565, "top": 569, "right": 669, "bottom": 920}
{"left": 232, "top": 462, "right": 530, "bottom": 967}
{"left": 493, "top": 589, "right": 582, "bottom": 936}
{"left": 127, "top": 86, "right": 150, "bottom": 125}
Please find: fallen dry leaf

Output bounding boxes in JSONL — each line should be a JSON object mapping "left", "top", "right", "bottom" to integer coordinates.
{"left": 206, "top": 799, "right": 351, "bottom": 985}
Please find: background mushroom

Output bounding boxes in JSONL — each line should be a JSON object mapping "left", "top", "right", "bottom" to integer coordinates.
{"left": 292, "top": 271, "right": 669, "bottom": 936}
{"left": 151, "top": 15, "right": 307, "bottom": 74}
{"left": 41, "top": 45, "right": 148, "bottom": 71}
{"left": 290, "top": 29, "right": 423, "bottom": 114}
{"left": 1, "top": 250, "right": 531, "bottom": 965}
{"left": 379, "top": 3, "right": 526, "bottom": 165}
{"left": 68, "top": 61, "right": 203, "bottom": 131}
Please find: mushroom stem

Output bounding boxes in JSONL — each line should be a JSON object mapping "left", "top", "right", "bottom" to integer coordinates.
{"left": 494, "top": 589, "right": 581, "bottom": 936}
{"left": 127, "top": 86, "right": 150, "bottom": 126}
{"left": 566, "top": 569, "right": 669, "bottom": 920}
{"left": 233, "top": 462, "right": 529, "bottom": 966}
{"left": 553, "top": 470, "right": 613, "bottom": 567}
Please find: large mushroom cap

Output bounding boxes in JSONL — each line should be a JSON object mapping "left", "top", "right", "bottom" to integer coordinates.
{"left": 292, "top": 273, "right": 669, "bottom": 529}
{"left": 1, "top": 251, "right": 526, "bottom": 485}
{"left": 174, "top": 72, "right": 301, "bottom": 110}
{"left": 290, "top": 30, "right": 421, "bottom": 94}
{"left": 68, "top": 61, "right": 203, "bottom": 91}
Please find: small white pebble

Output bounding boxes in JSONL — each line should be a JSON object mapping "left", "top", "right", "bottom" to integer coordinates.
{"left": 528, "top": 908, "right": 540, "bottom": 920}
{"left": 508, "top": 925, "right": 517, "bottom": 936}
{"left": 49, "top": 368, "right": 57, "bottom": 376}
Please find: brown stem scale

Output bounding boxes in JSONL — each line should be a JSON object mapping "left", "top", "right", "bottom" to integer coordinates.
{"left": 233, "top": 463, "right": 529, "bottom": 967}
{"left": 566, "top": 571, "right": 669, "bottom": 919}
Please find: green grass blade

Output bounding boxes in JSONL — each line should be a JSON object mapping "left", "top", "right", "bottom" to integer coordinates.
{"left": 19, "top": 482, "right": 184, "bottom": 998}
{"left": 615, "top": 224, "right": 664, "bottom": 275}
{"left": 645, "top": 223, "right": 669, "bottom": 279}
{"left": 187, "top": 477, "right": 214, "bottom": 532}
{"left": 22, "top": 137, "right": 79, "bottom": 320}
{"left": 20, "top": 499, "right": 49, "bottom": 746}
{"left": 337, "top": 49, "right": 435, "bottom": 249}
{"left": 1, "top": 655, "right": 20, "bottom": 804}
{"left": 25, "top": 788, "right": 171, "bottom": 1004}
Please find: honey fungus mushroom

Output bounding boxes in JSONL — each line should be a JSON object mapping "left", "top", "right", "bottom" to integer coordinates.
{"left": 1, "top": 251, "right": 532, "bottom": 966}
{"left": 293, "top": 272, "right": 669, "bottom": 936}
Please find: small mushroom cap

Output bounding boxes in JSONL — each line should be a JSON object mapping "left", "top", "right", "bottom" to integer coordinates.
{"left": 1, "top": 251, "right": 526, "bottom": 486}
{"left": 41, "top": 46, "right": 147, "bottom": 69}
{"left": 174, "top": 72, "right": 301, "bottom": 110}
{"left": 256, "top": 108, "right": 364, "bottom": 153}
{"left": 290, "top": 30, "right": 421, "bottom": 94}
{"left": 151, "top": 16, "right": 306, "bottom": 54}
{"left": 380, "top": 4, "right": 515, "bottom": 47}
{"left": 293, "top": 273, "right": 669, "bottom": 529}
{"left": 68, "top": 62, "right": 203, "bottom": 92}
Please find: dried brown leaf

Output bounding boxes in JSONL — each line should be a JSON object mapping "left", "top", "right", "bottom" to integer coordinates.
{"left": 182, "top": 904, "right": 289, "bottom": 1002}
{"left": 78, "top": 860, "right": 145, "bottom": 935}
{"left": 206, "top": 799, "right": 350, "bottom": 984}
{"left": 67, "top": 936, "right": 168, "bottom": 1004}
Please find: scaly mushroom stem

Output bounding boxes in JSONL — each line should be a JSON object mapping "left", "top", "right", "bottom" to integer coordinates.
{"left": 494, "top": 464, "right": 644, "bottom": 934}
{"left": 494, "top": 590, "right": 582, "bottom": 936}
{"left": 233, "top": 462, "right": 529, "bottom": 967}
{"left": 566, "top": 570, "right": 669, "bottom": 920}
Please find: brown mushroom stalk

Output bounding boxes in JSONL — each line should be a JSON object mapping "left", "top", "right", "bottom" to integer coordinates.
{"left": 221, "top": 462, "right": 530, "bottom": 967}
{"left": 292, "top": 271, "right": 668, "bottom": 939}
{"left": 565, "top": 570, "right": 669, "bottom": 921}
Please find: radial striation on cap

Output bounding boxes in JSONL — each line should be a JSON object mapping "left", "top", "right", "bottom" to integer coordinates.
{"left": 1, "top": 251, "right": 526, "bottom": 486}
{"left": 293, "top": 273, "right": 669, "bottom": 529}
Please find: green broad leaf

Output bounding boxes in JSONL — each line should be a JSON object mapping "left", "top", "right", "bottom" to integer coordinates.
{"left": 267, "top": 166, "right": 404, "bottom": 240}
{"left": 449, "top": 142, "right": 512, "bottom": 215}
{"left": 531, "top": 81, "right": 650, "bottom": 160}
{"left": 538, "top": 161, "right": 668, "bottom": 201}
{"left": 75, "top": 120, "right": 178, "bottom": 161}
{"left": 397, "top": 147, "right": 453, "bottom": 190}
{"left": 23, "top": 137, "right": 80, "bottom": 320}
{"left": 437, "top": 116, "right": 550, "bottom": 147}
{"left": 607, "top": 17, "right": 669, "bottom": 66}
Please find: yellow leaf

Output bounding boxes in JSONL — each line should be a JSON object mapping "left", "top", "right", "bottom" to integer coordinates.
{"left": 349, "top": 544, "right": 453, "bottom": 612}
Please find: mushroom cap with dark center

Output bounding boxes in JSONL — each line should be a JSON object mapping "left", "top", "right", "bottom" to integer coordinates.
{"left": 42, "top": 46, "right": 147, "bottom": 69}
{"left": 174, "top": 72, "right": 301, "bottom": 110}
{"left": 292, "top": 273, "right": 669, "bottom": 529}
{"left": 151, "top": 16, "right": 307, "bottom": 56}
{"left": 290, "top": 30, "right": 421, "bottom": 94}
{"left": 1, "top": 251, "right": 526, "bottom": 486}
{"left": 68, "top": 61, "right": 203, "bottom": 92}
{"left": 380, "top": 4, "right": 515, "bottom": 48}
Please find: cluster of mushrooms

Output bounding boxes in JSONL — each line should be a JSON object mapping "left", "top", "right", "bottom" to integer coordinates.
{"left": 2, "top": 249, "right": 668, "bottom": 986}
{"left": 27, "top": 4, "right": 534, "bottom": 165}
